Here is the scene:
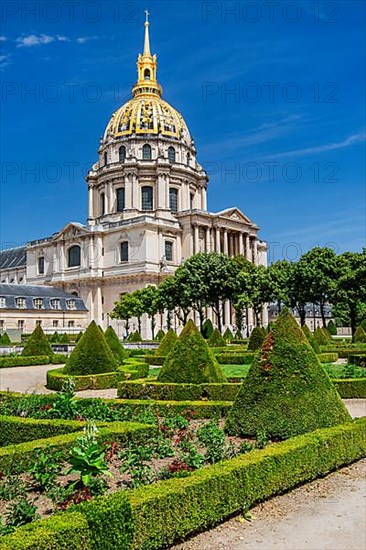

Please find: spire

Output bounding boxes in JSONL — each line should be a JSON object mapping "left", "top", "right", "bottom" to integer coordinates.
{"left": 132, "top": 11, "right": 162, "bottom": 98}
{"left": 143, "top": 9, "right": 151, "bottom": 55}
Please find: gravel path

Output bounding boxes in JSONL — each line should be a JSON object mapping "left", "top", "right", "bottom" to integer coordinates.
{"left": 173, "top": 459, "right": 366, "bottom": 550}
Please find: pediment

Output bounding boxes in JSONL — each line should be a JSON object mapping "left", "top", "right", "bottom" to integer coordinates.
{"left": 216, "top": 208, "right": 253, "bottom": 225}
{"left": 52, "top": 222, "right": 90, "bottom": 242}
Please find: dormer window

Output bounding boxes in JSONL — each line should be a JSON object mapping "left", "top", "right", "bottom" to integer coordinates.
{"left": 33, "top": 298, "right": 43, "bottom": 309}
{"left": 16, "top": 297, "right": 26, "bottom": 309}
{"left": 67, "top": 300, "right": 76, "bottom": 310}
{"left": 50, "top": 299, "right": 61, "bottom": 310}
{"left": 0, "top": 297, "right": 6, "bottom": 309}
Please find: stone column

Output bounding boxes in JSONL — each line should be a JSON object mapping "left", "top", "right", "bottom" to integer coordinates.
{"left": 253, "top": 238, "right": 258, "bottom": 265}
{"left": 125, "top": 174, "right": 132, "bottom": 209}
{"left": 223, "top": 229, "right": 229, "bottom": 254}
{"left": 194, "top": 225, "right": 199, "bottom": 254}
{"left": 215, "top": 228, "right": 221, "bottom": 252}
{"left": 245, "top": 234, "right": 251, "bottom": 260}
{"left": 247, "top": 307, "right": 254, "bottom": 333}
{"left": 205, "top": 227, "right": 211, "bottom": 252}
{"left": 88, "top": 236, "right": 95, "bottom": 271}
{"left": 239, "top": 232, "right": 244, "bottom": 255}
{"left": 131, "top": 173, "right": 139, "bottom": 210}
{"left": 224, "top": 300, "right": 231, "bottom": 327}
{"left": 88, "top": 185, "right": 95, "bottom": 220}
{"left": 157, "top": 173, "right": 165, "bottom": 209}
{"left": 201, "top": 187, "right": 207, "bottom": 210}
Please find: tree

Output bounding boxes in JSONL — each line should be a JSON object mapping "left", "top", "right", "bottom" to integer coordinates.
{"left": 0, "top": 332, "right": 11, "bottom": 345}
{"left": 111, "top": 293, "right": 139, "bottom": 337}
{"left": 354, "top": 326, "right": 366, "bottom": 343}
{"left": 332, "top": 250, "right": 366, "bottom": 338}
{"left": 235, "top": 262, "right": 271, "bottom": 326}
{"left": 22, "top": 325, "right": 53, "bottom": 357}
{"left": 158, "top": 320, "right": 227, "bottom": 384}
{"left": 202, "top": 319, "right": 214, "bottom": 340}
{"left": 155, "top": 328, "right": 177, "bottom": 356}
{"left": 64, "top": 321, "right": 118, "bottom": 375}
{"left": 225, "top": 310, "right": 351, "bottom": 439}
{"left": 157, "top": 275, "right": 192, "bottom": 326}
{"left": 139, "top": 285, "right": 160, "bottom": 340}
{"left": 267, "top": 260, "right": 294, "bottom": 312}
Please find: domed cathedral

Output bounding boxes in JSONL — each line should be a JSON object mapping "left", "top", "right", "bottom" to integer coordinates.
{"left": 1, "top": 15, "right": 268, "bottom": 337}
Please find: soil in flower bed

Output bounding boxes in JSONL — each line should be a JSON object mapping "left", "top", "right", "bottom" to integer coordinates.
{"left": 0, "top": 413, "right": 266, "bottom": 534}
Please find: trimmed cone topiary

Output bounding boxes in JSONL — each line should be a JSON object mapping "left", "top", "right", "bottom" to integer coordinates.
{"left": 302, "top": 325, "right": 320, "bottom": 354}
{"left": 155, "top": 328, "right": 177, "bottom": 356}
{"left": 50, "top": 332, "right": 59, "bottom": 343}
{"left": 105, "top": 325, "right": 128, "bottom": 364}
{"left": 225, "top": 310, "right": 351, "bottom": 439}
{"left": 0, "top": 332, "right": 11, "bottom": 345}
{"left": 59, "top": 333, "right": 70, "bottom": 344}
{"left": 234, "top": 329, "right": 243, "bottom": 340}
{"left": 128, "top": 331, "right": 142, "bottom": 342}
{"left": 327, "top": 319, "right": 337, "bottom": 336}
{"left": 223, "top": 328, "right": 234, "bottom": 341}
{"left": 155, "top": 329, "right": 165, "bottom": 341}
{"left": 75, "top": 331, "right": 83, "bottom": 342}
{"left": 354, "top": 326, "right": 366, "bottom": 343}
{"left": 158, "top": 320, "right": 227, "bottom": 384}
{"left": 21, "top": 325, "right": 53, "bottom": 357}
{"left": 64, "top": 321, "right": 118, "bottom": 375}
{"left": 314, "top": 326, "right": 329, "bottom": 346}
{"left": 360, "top": 319, "right": 366, "bottom": 331}
{"left": 248, "top": 326, "right": 266, "bottom": 351}
{"left": 208, "top": 328, "right": 226, "bottom": 347}
{"left": 202, "top": 319, "right": 214, "bottom": 340}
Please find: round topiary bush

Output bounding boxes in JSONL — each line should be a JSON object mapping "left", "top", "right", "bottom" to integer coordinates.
{"left": 64, "top": 321, "right": 118, "bottom": 375}
{"left": 225, "top": 310, "right": 351, "bottom": 439}
{"left": 158, "top": 320, "right": 227, "bottom": 384}
{"left": 155, "top": 328, "right": 177, "bottom": 357}
{"left": 202, "top": 319, "right": 214, "bottom": 340}
{"left": 208, "top": 328, "right": 226, "bottom": 347}
{"left": 21, "top": 325, "right": 53, "bottom": 357}
{"left": 247, "top": 326, "right": 266, "bottom": 351}
{"left": 104, "top": 325, "right": 128, "bottom": 364}
{"left": 354, "top": 326, "right": 366, "bottom": 343}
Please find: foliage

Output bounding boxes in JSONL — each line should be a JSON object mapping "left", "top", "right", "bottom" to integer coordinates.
{"left": 21, "top": 325, "right": 53, "bottom": 357}
{"left": 327, "top": 319, "right": 337, "bottom": 335}
{"left": 202, "top": 319, "right": 214, "bottom": 339}
{"left": 155, "top": 328, "right": 177, "bottom": 356}
{"left": 226, "top": 310, "right": 351, "bottom": 439}
{"left": 354, "top": 326, "right": 366, "bottom": 343}
{"left": 223, "top": 328, "right": 234, "bottom": 341}
{"left": 51, "top": 378, "right": 78, "bottom": 419}
{"left": 197, "top": 422, "right": 225, "bottom": 464}
{"left": 2, "top": 498, "right": 39, "bottom": 533}
{"left": 247, "top": 326, "right": 266, "bottom": 351}
{"left": 67, "top": 422, "right": 111, "bottom": 486}
{"left": 0, "top": 332, "right": 11, "bottom": 345}
{"left": 104, "top": 325, "right": 128, "bottom": 363}
{"left": 0, "top": 475, "right": 27, "bottom": 501}
{"left": 59, "top": 333, "right": 70, "bottom": 344}
{"left": 158, "top": 320, "right": 227, "bottom": 384}
{"left": 64, "top": 321, "right": 118, "bottom": 375}
{"left": 127, "top": 331, "right": 142, "bottom": 342}
{"left": 314, "top": 326, "right": 330, "bottom": 346}
{"left": 28, "top": 450, "right": 62, "bottom": 490}
{"left": 155, "top": 329, "right": 165, "bottom": 341}
{"left": 208, "top": 328, "right": 226, "bottom": 347}
{"left": 138, "top": 285, "right": 160, "bottom": 339}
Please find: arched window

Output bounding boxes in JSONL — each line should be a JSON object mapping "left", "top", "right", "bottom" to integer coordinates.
{"left": 144, "top": 69, "right": 151, "bottom": 80}
{"left": 169, "top": 188, "right": 178, "bottom": 213}
{"left": 116, "top": 188, "right": 125, "bottom": 212}
{"left": 142, "top": 144, "right": 152, "bottom": 160}
{"left": 141, "top": 186, "right": 153, "bottom": 211}
{"left": 119, "top": 146, "right": 126, "bottom": 162}
{"left": 38, "top": 256, "right": 45, "bottom": 275}
{"left": 120, "top": 241, "right": 129, "bottom": 262}
{"left": 168, "top": 146, "right": 176, "bottom": 163}
{"left": 68, "top": 245, "right": 81, "bottom": 268}
{"left": 104, "top": 152, "right": 108, "bottom": 166}
{"left": 100, "top": 192, "right": 105, "bottom": 216}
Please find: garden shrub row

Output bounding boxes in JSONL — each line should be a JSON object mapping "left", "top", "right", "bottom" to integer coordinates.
{"left": 0, "top": 419, "right": 157, "bottom": 473}
{"left": 317, "top": 352, "right": 339, "bottom": 363}
{"left": 214, "top": 352, "right": 255, "bottom": 365}
{"left": 117, "top": 379, "right": 240, "bottom": 401}
{"left": 348, "top": 354, "right": 366, "bottom": 368}
{"left": 319, "top": 346, "right": 366, "bottom": 358}
{"left": 0, "top": 355, "right": 65, "bottom": 368}
{"left": 2, "top": 419, "right": 365, "bottom": 549}
{"left": 0, "top": 416, "right": 84, "bottom": 446}
{"left": 333, "top": 378, "right": 366, "bottom": 398}
{"left": 47, "top": 367, "right": 122, "bottom": 391}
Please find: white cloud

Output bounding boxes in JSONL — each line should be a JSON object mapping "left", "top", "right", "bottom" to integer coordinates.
{"left": 76, "top": 36, "right": 98, "bottom": 44}
{"left": 0, "top": 54, "right": 12, "bottom": 70}
{"left": 0, "top": 36, "right": 7, "bottom": 42}
{"left": 16, "top": 34, "right": 70, "bottom": 48}
{"left": 267, "top": 133, "right": 366, "bottom": 159}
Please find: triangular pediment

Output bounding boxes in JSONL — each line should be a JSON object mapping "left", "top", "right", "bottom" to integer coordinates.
{"left": 52, "top": 222, "right": 90, "bottom": 242}
{"left": 216, "top": 208, "right": 254, "bottom": 225}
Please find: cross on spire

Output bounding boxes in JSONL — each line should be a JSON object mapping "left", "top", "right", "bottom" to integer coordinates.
{"left": 143, "top": 9, "right": 151, "bottom": 55}
{"left": 145, "top": 9, "right": 149, "bottom": 23}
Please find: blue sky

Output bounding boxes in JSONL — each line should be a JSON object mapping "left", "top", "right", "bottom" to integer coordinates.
{"left": 1, "top": 0, "right": 365, "bottom": 262}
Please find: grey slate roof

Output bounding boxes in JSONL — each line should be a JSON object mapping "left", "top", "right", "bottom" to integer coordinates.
{"left": 0, "top": 247, "right": 27, "bottom": 270}
{"left": 0, "top": 284, "right": 87, "bottom": 312}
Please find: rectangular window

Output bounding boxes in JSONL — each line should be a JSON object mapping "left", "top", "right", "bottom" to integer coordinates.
{"left": 0, "top": 297, "right": 6, "bottom": 308}
{"left": 120, "top": 242, "right": 129, "bottom": 262}
{"left": 18, "top": 320, "right": 24, "bottom": 330}
{"left": 67, "top": 300, "right": 76, "bottom": 310}
{"left": 16, "top": 297, "right": 26, "bottom": 309}
{"left": 190, "top": 193, "right": 194, "bottom": 209}
{"left": 68, "top": 320, "right": 75, "bottom": 328}
{"left": 169, "top": 188, "right": 178, "bottom": 213}
{"left": 38, "top": 256, "right": 45, "bottom": 274}
{"left": 116, "top": 188, "right": 125, "bottom": 212}
{"left": 53, "top": 320, "right": 59, "bottom": 327}
{"left": 165, "top": 241, "right": 173, "bottom": 262}
{"left": 0, "top": 320, "right": 4, "bottom": 329}
{"left": 141, "top": 186, "right": 153, "bottom": 211}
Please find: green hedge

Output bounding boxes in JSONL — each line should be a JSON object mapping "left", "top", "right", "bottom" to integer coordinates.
{"left": 2, "top": 419, "right": 365, "bottom": 549}
{"left": 348, "top": 354, "right": 366, "bottom": 368}
{"left": 333, "top": 378, "right": 366, "bottom": 398}
{"left": 118, "top": 379, "right": 240, "bottom": 401}
{"left": 0, "top": 420, "right": 157, "bottom": 473}
{"left": 0, "top": 355, "right": 65, "bottom": 368}
{"left": 214, "top": 352, "right": 255, "bottom": 365}
{"left": 122, "top": 359, "right": 149, "bottom": 379}
{"left": 0, "top": 416, "right": 84, "bottom": 446}
{"left": 317, "top": 352, "right": 339, "bottom": 363}
{"left": 46, "top": 367, "right": 121, "bottom": 391}
{"left": 144, "top": 355, "right": 165, "bottom": 366}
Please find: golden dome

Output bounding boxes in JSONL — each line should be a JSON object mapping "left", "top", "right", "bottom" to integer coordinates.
{"left": 103, "top": 12, "right": 191, "bottom": 146}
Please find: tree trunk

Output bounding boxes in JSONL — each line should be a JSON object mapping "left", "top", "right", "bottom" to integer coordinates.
{"left": 166, "top": 310, "right": 172, "bottom": 330}
{"left": 137, "top": 317, "right": 141, "bottom": 334}
{"left": 198, "top": 309, "right": 205, "bottom": 332}
{"left": 125, "top": 319, "right": 130, "bottom": 336}
{"left": 150, "top": 316, "right": 156, "bottom": 340}
{"left": 350, "top": 303, "right": 357, "bottom": 340}
{"left": 298, "top": 305, "right": 306, "bottom": 326}
{"left": 320, "top": 302, "right": 326, "bottom": 327}
{"left": 215, "top": 300, "right": 222, "bottom": 333}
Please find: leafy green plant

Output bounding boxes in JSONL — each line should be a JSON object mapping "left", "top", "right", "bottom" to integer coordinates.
{"left": 51, "top": 377, "right": 78, "bottom": 420}
{"left": 28, "top": 450, "right": 62, "bottom": 490}
{"left": 197, "top": 422, "right": 225, "bottom": 464}
{"left": 256, "top": 429, "right": 269, "bottom": 449}
{"left": 67, "top": 422, "right": 111, "bottom": 486}
{"left": 153, "top": 436, "right": 174, "bottom": 459}
{"left": 87, "top": 476, "right": 109, "bottom": 496}
{"left": 3, "top": 497, "right": 39, "bottom": 531}
{"left": 180, "top": 443, "right": 205, "bottom": 469}
{"left": 45, "top": 483, "right": 75, "bottom": 506}
{"left": 0, "top": 475, "right": 27, "bottom": 501}
{"left": 239, "top": 440, "right": 255, "bottom": 454}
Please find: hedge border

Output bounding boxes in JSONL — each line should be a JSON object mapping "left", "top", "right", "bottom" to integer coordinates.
{"left": 117, "top": 379, "right": 240, "bottom": 401}
{"left": 0, "top": 416, "right": 84, "bottom": 447}
{"left": 333, "top": 378, "right": 366, "bottom": 399}
{"left": 348, "top": 354, "right": 366, "bottom": 368}
{"left": 1, "top": 419, "right": 365, "bottom": 549}
{"left": 0, "top": 419, "right": 157, "bottom": 473}
{"left": 317, "top": 352, "right": 339, "bottom": 363}
{"left": 0, "top": 355, "right": 65, "bottom": 368}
